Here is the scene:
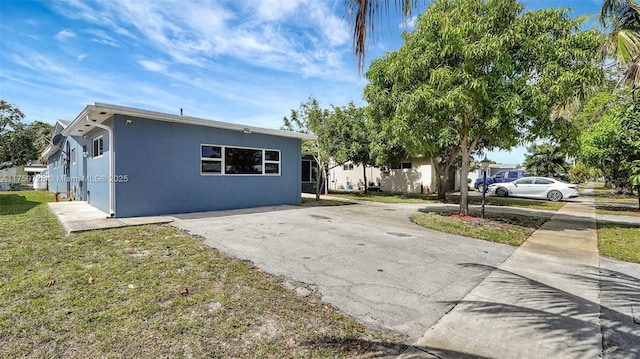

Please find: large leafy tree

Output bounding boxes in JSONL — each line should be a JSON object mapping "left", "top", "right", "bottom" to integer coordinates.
{"left": 365, "top": 0, "right": 603, "bottom": 215}
{"left": 328, "top": 103, "right": 376, "bottom": 193}
{"left": 0, "top": 100, "right": 24, "bottom": 132}
{"left": 0, "top": 101, "right": 52, "bottom": 168}
{"left": 581, "top": 102, "right": 640, "bottom": 194}
{"left": 282, "top": 97, "right": 335, "bottom": 199}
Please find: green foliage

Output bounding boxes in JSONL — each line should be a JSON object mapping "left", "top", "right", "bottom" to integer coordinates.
{"left": 581, "top": 102, "right": 640, "bottom": 193}
{"left": 599, "top": 0, "right": 640, "bottom": 89}
{"left": 282, "top": 97, "right": 332, "bottom": 197}
{"left": 364, "top": 0, "right": 604, "bottom": 214}
{"left": 523, "top": 143, "right": 569, "bottom": 178}
{"left": 283, "top": 97, "right": 380, "bottom": 193}
{"left": 329, "top": 102, "right": 371, "bottom": 167}
{"left": 0, "top": 101, "right": 52, "bottom": 167}
{"left": 0, "top": 100, "right": 24, "bottom": 132}
{"left": 568, "top": 162, "right": 594, "bottom": 183}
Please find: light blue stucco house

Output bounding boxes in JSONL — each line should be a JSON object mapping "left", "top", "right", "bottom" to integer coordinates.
{"left": 42, "top": 103, "right": 315, "bottom": 218}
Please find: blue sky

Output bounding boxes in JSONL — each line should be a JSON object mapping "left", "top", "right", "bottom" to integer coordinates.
{"left": 1, "top": 0, "right": 602, "bottom": 164}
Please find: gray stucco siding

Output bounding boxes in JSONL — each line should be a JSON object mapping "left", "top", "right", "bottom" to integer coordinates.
{"left": 113, "top": 115, "right": 302, "bottom": 217}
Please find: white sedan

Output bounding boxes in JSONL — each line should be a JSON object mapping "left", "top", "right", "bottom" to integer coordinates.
{"left": 487, "top": 177, "right": 579, "bottom": 202}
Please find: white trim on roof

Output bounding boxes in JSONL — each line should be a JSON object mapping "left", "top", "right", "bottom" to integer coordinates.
{"left": 61, "top": 103, "right": 317, "bottom": 141}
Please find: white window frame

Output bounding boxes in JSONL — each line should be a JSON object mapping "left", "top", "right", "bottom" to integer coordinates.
{"left": 200, "top": 145, "right": 223, "bottom": 175}
{"left": 263, "top": 149, "right": 280, "bottom": 175}
{"left": 200, "top": 144, "right": 281, "bottom": 176}
{"left": 71, "top": 148, "right": 76, "bottom": 164}
{"left": 92, "top": 136, "right": 104, "bottom": 158}
{"left": 343, "top": 163, "right": 354, "bottom": 171}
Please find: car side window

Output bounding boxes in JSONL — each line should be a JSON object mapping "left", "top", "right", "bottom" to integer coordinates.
{"left": 495, "top": 172, "right": 504, "bottom": 179}
{"left": 508, "top": 171, "right": 519, "bottom": 179}
{"left": 515, "top": 178, "right": 533, "bottom": 184}
{"left": 535, "top": 178, "right": 553, "bottom": 184}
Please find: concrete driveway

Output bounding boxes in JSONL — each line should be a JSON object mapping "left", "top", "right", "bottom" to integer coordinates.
{"left": 170, "top": 201, "right": 515, "bottom": 342}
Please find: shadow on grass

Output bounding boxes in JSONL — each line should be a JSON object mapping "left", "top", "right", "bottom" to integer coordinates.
{"left": 407, "top": 262, "right": 640, "bottom": 358}
{"left": 0, "top": 193, "right": 41, "bottom": 215}
{"left": 300, "top": 336, "right": 408, "bottom": 357}
{"left": 597, "top": 204, "right": 640, "bottom": 214}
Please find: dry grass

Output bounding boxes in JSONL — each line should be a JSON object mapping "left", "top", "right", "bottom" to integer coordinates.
{"left": 0, "top": 191, "right": 406, "bottom": 358}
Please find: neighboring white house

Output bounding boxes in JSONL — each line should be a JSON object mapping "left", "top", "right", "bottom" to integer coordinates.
{"left": 0, "top": 163, "right": 47, "bottom": 182}
{"left": 329, "top": 156, "right": 460, "bottom": 193}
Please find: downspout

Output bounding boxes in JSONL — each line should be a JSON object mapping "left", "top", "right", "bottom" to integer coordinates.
{"left": 86, "top": 114, "right": 115, "bottom": 217}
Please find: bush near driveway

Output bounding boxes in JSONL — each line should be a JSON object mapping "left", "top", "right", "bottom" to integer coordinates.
{"left": 0, "top": 192, "right": 406, "bottom": 358}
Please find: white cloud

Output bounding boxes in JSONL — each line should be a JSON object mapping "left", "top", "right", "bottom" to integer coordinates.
{"left": 400, "top": 15, "right": 418, "bottom": 31}
{"left": 87, "top": 29, "right": 121, "bottom": 47}
{"left": 49, "top": 0, "right": 352, "bottom": 78}
{"left": 138, "top": 60, "right": 167, "bottom": 72}
{"left": 55, "top": 29, "right": 76, "bottom": 41}
{"left": 77, "top": 53, "right": 88, "bottom": 61}
{"left": 254, "top": 0, "right": 301, "bottom": 21}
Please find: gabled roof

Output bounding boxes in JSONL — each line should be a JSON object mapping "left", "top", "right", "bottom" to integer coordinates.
{"left": 41, "top": 120, "right": 70, "bottom": 159}
{"left": 61, "top": 103, "right": 317, "bottom": 141}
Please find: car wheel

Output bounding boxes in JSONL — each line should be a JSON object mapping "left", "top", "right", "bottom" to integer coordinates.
{"left": 496, "top": 187, "right": 508, "bottom": 197}
{"left": 477, "top": 184, "right": 485, "bottom": 193}
{"left": 547, "top": 190, "right": 563, "bottom": 202}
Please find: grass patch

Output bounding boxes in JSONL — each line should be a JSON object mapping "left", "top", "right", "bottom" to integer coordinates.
{"left": 592, "top": 182, "right": 640, "bottom": 216}
{"left": 596, "top": 205, "right": 640, "bottom": 217}
{"left": 0, "top": 191, "right": 406, "bottom": 358}
{"left": 598, "top": 222, "right": 640, "bottom": 264}
{"left": 332, "top": 192, "right": 563, "bottom": 211}
{"left": 299, "top": 197, "right": 353, "bottom": 207}
{"left": 410, "top": 210, "right": 551, "bottom": 246}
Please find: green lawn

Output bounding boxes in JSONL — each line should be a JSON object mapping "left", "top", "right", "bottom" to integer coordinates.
{"left": 592, "top": 184, "right": 640, "bottom": 263}
{"left": 598, "top": 223, "right": 640, "bottom": 263}
{"left": 0, "top": 191, "right": 405, "bottom": 358}
{"left": 411, "top": 210, "right": 551, "bottom": 246}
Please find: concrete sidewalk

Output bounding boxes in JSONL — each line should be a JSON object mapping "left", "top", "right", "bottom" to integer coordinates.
{"left": 48, "top": 201, "right": 172, "bottom": 233}
{"left": 401, "top": 185, "right": 603, "bottom": 358}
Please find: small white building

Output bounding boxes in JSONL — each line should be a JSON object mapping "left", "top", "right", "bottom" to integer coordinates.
{"left": 329, "top": 157, "right": 460, "bottom": 193}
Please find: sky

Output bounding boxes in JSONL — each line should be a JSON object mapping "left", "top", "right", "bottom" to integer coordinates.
{"left": 0, "top": 0, "right": 603, "bottom": 165}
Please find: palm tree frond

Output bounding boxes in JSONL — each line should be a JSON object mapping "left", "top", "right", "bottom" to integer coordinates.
{"left": 346, "top": 0, "right": 419, "bottom": 73}
{"left": 618, "top": 56, "right": 640, "bottom": 88}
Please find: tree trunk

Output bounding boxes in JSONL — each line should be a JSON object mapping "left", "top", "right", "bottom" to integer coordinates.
{"left": 437, "top": 176, "right": 446, "bottom": 201}
{"left": 430, "top": 156, "right": 447, "bottom": 201}
{"left": 362, "top": 164, "right": 368, "bottom": 194}
{"left": 323, "top": 167, "right": 329, "bottom": 195}
{"left": 315, "top": 168, "right": 322, "bottom": 201}
{"left": 459, "top": 139, "right": 471, "bottom": 215}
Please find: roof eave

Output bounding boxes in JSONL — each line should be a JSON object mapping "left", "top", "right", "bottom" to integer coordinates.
{"left": 41, "top": 144, "right": 60, "bottom": 160}
{"left": 61, "top": 103, "right": 317, "bottom": 141}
